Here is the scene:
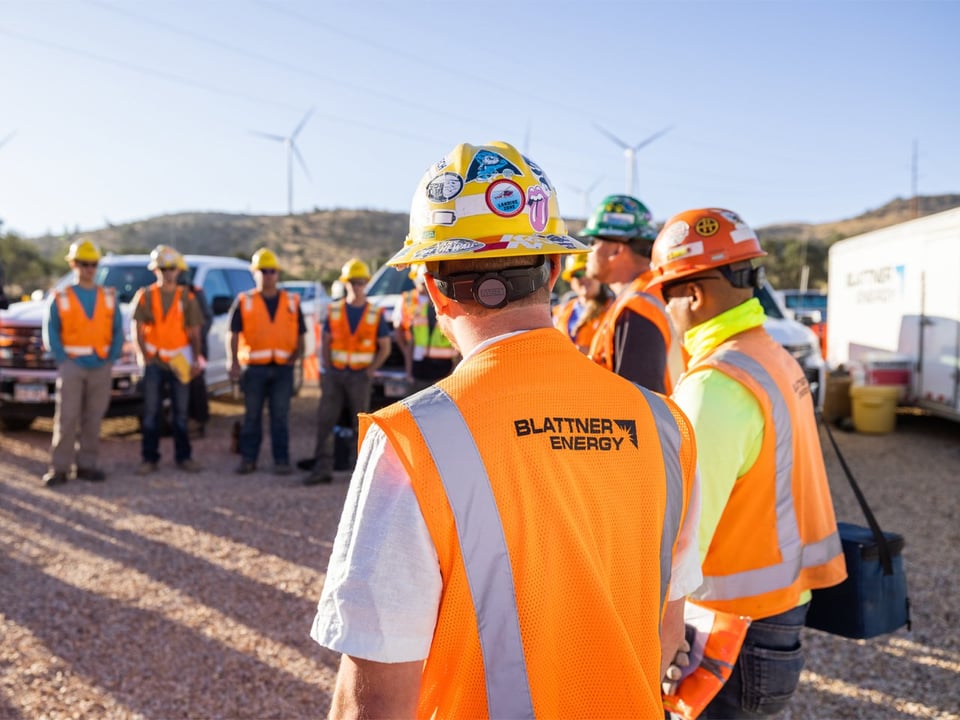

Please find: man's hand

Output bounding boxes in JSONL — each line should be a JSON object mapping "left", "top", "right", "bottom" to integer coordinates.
{"left": 661, "top": 631, "right": 692, "bottom": 696}
{"left": 228, "top": 363, "right": 242, "bottom": 382}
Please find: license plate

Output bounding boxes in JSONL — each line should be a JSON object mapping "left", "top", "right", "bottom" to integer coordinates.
{"left": 14, "top": 382, "right": 50, "bottom": 403}
{"left": 384, "top": 380, "right": 408, "bottom": 398}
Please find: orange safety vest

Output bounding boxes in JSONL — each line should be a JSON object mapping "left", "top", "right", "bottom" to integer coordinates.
{"left": 140, "top": 285, "right": 192, "bottom": 361}
{"left": 397, "top": 290, "right": 422, "bottom": 339}
{"left": 588, "top": 273, "right": 678, "bottom": 393}
{"left": 55, "top": 286, "right": 116, "bottom": 359}
{"left": 685, "top": 326, "right": 847, "bottom": 619}
{"left": 361, "top": 328, "right": 698, "bottom": 719}
{"left": 552, "top": 295, "right": 612, "bottom": 353}
{"left": 327, "top": 299, "right": 382, "bottom": 370}
{"left": 237, "top": 289, "right": 300, "bottom": 365}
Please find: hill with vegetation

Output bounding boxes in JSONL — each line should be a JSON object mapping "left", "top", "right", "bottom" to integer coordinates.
{"left": 3, "top": 193, "right": 959, "bottom": 298}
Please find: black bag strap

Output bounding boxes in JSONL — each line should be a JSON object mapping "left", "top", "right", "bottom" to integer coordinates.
{"left": 818, "top": 414, "right": 897, "bottom": 576}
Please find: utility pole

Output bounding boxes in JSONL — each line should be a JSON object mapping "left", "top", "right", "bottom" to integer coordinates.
{"left": 911, "top": 139, "right": 919, "bottom": 219}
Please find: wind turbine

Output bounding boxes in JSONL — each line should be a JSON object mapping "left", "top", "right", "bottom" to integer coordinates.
{"left": 594, "top": 124, "right": 673, "bottom": 197}
{"left": 566, "top": 177, "right": 604, "bottom": 218}
{"left": 251, "top": 108, "right": 314, "bottom": 215}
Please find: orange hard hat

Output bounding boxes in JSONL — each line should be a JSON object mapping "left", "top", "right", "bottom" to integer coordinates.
{"left": 647, "top": 208, "right": 766, "bottom": 293}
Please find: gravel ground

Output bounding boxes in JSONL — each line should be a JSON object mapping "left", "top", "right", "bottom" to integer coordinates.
{"left": 1, "top": 388, "right": 958, "bottom": 719}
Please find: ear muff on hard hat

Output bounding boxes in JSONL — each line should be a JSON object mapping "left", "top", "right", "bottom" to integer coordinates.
{"left": 251, "top": 248, "right": 280, "bottom": 271}
{"left": 580, "top": 195, "right": 657, "bottom": 243}
{"left": 65, "top": 239, "right": 102, "bottom": 263}
{"left": 339, "top": 258, "right": 371, "bottom": 283}
{"left": 646, "top": 208, "right": 767, "bottom": 295}
{"left": 386, "top": 140, "right": 587, "bottom": 267}
{"left": 561, "top": 253, "right": 589, "bottom": 283}
{"left": 148, "top": 244, "right": 184, "bottom": 270}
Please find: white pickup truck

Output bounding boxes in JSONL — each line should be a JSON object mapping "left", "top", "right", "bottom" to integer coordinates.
{"left": 0, "top": 254, "right": 255, "bottom": 431}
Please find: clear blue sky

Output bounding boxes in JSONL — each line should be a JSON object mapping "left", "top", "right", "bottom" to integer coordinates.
{"left": 1, "top": 1, "right": 957, "bottom": 239}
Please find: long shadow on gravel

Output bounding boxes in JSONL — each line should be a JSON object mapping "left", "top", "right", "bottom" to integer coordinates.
{"left": 0, "top": 483, "right": 337, "bottom": 660}
{"left": 0, "top": 554, "right": 330, "bottom": 719}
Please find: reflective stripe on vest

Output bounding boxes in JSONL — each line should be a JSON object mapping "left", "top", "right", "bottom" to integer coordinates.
{"left": 403, "top": 385, "right": 535, "bottom": 720}
{"left": 698, "top": 349, "right": 840, "bottom": 600}
{"left": 635, "top": 383, "right": 686, "bottom": 604}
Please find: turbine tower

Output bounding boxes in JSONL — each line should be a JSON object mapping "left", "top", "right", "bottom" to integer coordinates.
{"left": 594, "top": 124, "right": 673, "bottom": 197}
{"left": 252, "top": 109, "right": 314, "bottom": 215}
{"left": 566, "top": 177, "right": 604, "bottom": 218}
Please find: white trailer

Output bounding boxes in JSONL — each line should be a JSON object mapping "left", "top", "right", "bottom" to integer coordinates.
{"left": 827, "top": 207, "right": 960, "bottom": 421}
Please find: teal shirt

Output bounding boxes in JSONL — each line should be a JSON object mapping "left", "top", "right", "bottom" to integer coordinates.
{"left": 43, "top": 285, "right": 124, "bottom": 369}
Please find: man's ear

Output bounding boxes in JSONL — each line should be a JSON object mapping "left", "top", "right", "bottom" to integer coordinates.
{"left": 547, "top": 256, "right": 562, "bottom": 291}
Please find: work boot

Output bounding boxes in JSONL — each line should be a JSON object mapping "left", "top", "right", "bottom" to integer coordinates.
{"left": 296, "top": 457, "right": 317, "bottom": 471}
{"left": 273, "top": 463, "right": 293, "bottom": 476}
{"left": 136, "top": 461, "right": 158, "bottom": 476}
{"left": 235, "top": 460, "right": 257, "bottom": 475}
{"left": 177, "top": 459, "right": 202, "bottom": 473}
{"left": 303, "top": 471, "right": 332, "bottom": 486}
{"left": 42, "top": 470, "right": 69, "bottom": 487}
{"left": 76, "top": 467, "right": 107, "bottom": 482}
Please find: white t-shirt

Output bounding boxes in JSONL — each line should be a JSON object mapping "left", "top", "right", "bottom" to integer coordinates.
{"left": 311, "top": 333, "right": 703, "bottom": 663}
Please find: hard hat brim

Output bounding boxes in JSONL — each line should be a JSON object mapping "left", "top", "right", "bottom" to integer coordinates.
{"left": 386, "top": 232, "right": 589, "bottom": 268}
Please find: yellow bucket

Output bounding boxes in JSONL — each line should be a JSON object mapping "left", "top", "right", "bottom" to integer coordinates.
{"left": 849, "top": 385, "right": 899, "bottom": 434}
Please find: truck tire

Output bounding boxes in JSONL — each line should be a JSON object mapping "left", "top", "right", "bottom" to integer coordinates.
{"left": 0, "top": 417, "right": 34, "bottom": 431}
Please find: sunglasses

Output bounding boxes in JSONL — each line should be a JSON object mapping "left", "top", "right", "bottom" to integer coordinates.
{"left": 160, "top": 267, "right": 179, "bottom": 272}
{"left": 348, "top": 279, "right": 366, "bottom": 286}
{"left": 76, "top": 261, "right": 98, "bottom": 269}
{"left": 259, "top": 268, "right": 278, "bottom": 275}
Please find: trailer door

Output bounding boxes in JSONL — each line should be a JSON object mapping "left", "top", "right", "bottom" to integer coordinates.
{"left": 918, "top": 238, "right": 960, "bottom": 413}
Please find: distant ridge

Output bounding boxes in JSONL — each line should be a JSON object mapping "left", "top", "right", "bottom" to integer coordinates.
{"left": 28, "top": 194, "right": 960, "bottom": 283}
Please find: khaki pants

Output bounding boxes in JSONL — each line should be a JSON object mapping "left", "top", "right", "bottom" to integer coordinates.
{"left": 50, "top": 360, "right": 113, "bottom": 473}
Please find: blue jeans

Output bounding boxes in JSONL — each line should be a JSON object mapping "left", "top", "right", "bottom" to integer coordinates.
{"left": 141, "top": 363, "right": 191, "bottom": 464}
{"left": 238, "top": 363, "right": 293, "bottom": 465}
{"left": 702, "top": 602, "right": 809, "bottom": 719}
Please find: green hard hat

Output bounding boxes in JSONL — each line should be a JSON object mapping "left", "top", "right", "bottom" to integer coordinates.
{"left": 580, "top": 194, "right": 656, "bottom": 242}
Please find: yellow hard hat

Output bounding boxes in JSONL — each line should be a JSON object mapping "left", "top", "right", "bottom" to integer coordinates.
{"left": 176, "top": 254, "right": 189, "bottom": 272}
{"left": 251, "top": 248, "right": 280, "bottom": 271}
{"left": 561, "top": 253, "right": 589, "bottom": 282}
{"left": 65, "top": 239, "right": 101, "bottom": 263}
{"left": 408, "top": 263, "right": 428, "bottom": 282}
{"left": 386, "top": 140, "right": 587, "bottom": 267}
{"left": 339, "top": 258, "right": 371, "bottom": 283}
{"left": 148, "top": 244, "right": 183, "bottom": 271}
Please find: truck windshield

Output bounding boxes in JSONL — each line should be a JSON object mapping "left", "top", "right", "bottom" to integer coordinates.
{"left": 96, "top": 265, "right": 156, "bottom": 303}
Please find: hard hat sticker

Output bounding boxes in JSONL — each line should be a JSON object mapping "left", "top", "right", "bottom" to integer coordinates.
{"left": 523, "top": 155, "right": 554, "bottom": 192}
{"left": 412, "top": 238, "right": 485, "bottom": 260}
{"left": 486, "top": 179, "right": 525, "bottom": 217}
{"left": 431, "top": 210, "right": 457, "bottom": 226}
{"left": 601, "top": 212, "right": 636, "bottom": 228}
{"left": 426, "top": 172, "right": 464, "bottom": 203}
{"left": 465, "top": 149, "right": 522, "bottom": 182}
{"left": 527, "top": 185, "right": 549, "bottom": 232}
{"left": 661, "top": 221, "right": 690, "bottom": 247}
{"left": 694, "top": 216, "right": 720, "bottom": 237}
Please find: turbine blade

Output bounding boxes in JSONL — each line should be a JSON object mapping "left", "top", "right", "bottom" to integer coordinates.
{"left": 633, "top": 125, "right": 674, "bottom": 151}
{"left": 292, "top": 142, "right": 311, "bottom": 182}
{"left": 594, "top": 123, "right": 630, "bottom": 150}
{"left": 0, "top": 130, "right": 17, "bottom": 150}
{"left": 291, "top": 107, "right": 315, "bottom": 140}
{"left": 587, "top": 176, "right": 604, "bottom": 192}
{"left": 250, "top": 130, "right": 287, "bottom": 143}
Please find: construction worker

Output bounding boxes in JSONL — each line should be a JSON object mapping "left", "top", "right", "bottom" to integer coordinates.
{"left": 552, "top": 252, "right": 614, "bottom": 353}
{"left": 131, "top": 245, "right": 205, "bottom": 475}
{"left": 302, "top": 258, "right": 391, "bottom": 486}
{"left": 177, "top": 253, "right": 213, "bottom": 437}
{"left": 311, "top": 141, "right": 702, "bottom": 718}
{"left": 583, "top": 194, "right": 683, "bottom": 393}
{"left": 647, "top": 208, "right": 847, "bottom": 718}
{"left": 40, "top": 239, "right": 123, "bottom": 486}
{"left": 392, "top": 263, "right": 459, "bottom": 393}
{"left": 227, "top": 248, "right": 306, "bottom": 475}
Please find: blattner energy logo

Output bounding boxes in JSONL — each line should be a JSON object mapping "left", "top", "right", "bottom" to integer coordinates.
{"left": 513, "top": 416, "right": 638, "bottom": 451}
